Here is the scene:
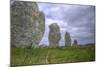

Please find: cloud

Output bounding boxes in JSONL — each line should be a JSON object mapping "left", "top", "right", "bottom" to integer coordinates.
{"left": 38, "top": 2, "right": 95, "bottom": 45}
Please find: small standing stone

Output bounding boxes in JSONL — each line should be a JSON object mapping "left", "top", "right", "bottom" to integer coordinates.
{"left": 73, "top": 40, "right": 78, "bottom": 47}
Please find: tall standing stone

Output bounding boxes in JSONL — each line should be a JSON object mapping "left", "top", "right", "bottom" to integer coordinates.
{"left": 48, "top": 23, "right": 61, "bottom": 48}
{"left": 65, "top": 32, "right": 71, "bottom": 47}
{"left": 11, "top": 1, "right": 45, "bottom": 48}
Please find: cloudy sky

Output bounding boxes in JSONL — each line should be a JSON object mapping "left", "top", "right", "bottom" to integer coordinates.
{"left": 38, "top": 2, "right": 95, "bottom": 46}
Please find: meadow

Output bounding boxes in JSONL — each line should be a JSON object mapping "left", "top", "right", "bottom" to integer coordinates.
{"left": 11, "top": 45, "right": 95, "bottom": 66}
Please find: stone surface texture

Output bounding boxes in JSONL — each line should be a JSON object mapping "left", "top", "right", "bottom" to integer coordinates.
{"left": 48, "top": 23, "right": 61, "bottom": 48}
{"left": 11, "top": 1, "right": 45, "bottom": 48}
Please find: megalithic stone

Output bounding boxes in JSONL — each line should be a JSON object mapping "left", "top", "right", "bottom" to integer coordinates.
{"left": 73, "top": 39, "right": 78, "bottom": 47}
{"left": 11, "top": 1, "right": 45, "bottom": 48}
{"left": 48, "top": 23, "right": 61, "bottom": 48}
{"left": 65, "top": 32, "right": 71, "bottom": 47}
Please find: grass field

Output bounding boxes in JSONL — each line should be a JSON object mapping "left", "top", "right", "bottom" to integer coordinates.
{"left": 11, "top": 46, "right": 95, "bottom": 66}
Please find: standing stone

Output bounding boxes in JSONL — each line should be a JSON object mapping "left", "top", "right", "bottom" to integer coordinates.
{"left": 48, "top": 23, "right": 61, "bottom": 48}
{"left": 73, "top": 40, "right": 78, "bottom": 47}
{"left": 11, "top": 1, "right": 45, "bottom": 48}
{"left": 65, "top": 32, "right": 71, "bottom": 47}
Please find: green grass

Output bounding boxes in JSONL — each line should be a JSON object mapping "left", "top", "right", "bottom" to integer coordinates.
{"left": 11, "top": 46, "right": 95, "bottom": 66}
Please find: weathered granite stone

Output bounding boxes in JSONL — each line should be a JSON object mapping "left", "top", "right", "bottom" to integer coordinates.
{"left": 11, "top": 1, "right": 45, "bottom": 48}
{"left": 73, "top": 40, "right": 78, "bottom": 47}
{"left": 48, "top": 23, "right": 61, "bottom": 48}
{"left": 65, "top": 32, "right": 71, "bottom": 47}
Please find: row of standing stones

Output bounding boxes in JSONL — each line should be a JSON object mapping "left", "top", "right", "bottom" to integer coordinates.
{"left": 11, "top": 1, "right": 78, "bottom": 48}
{"left": 49, "top": 23, "right": 78, "bottom": 48}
